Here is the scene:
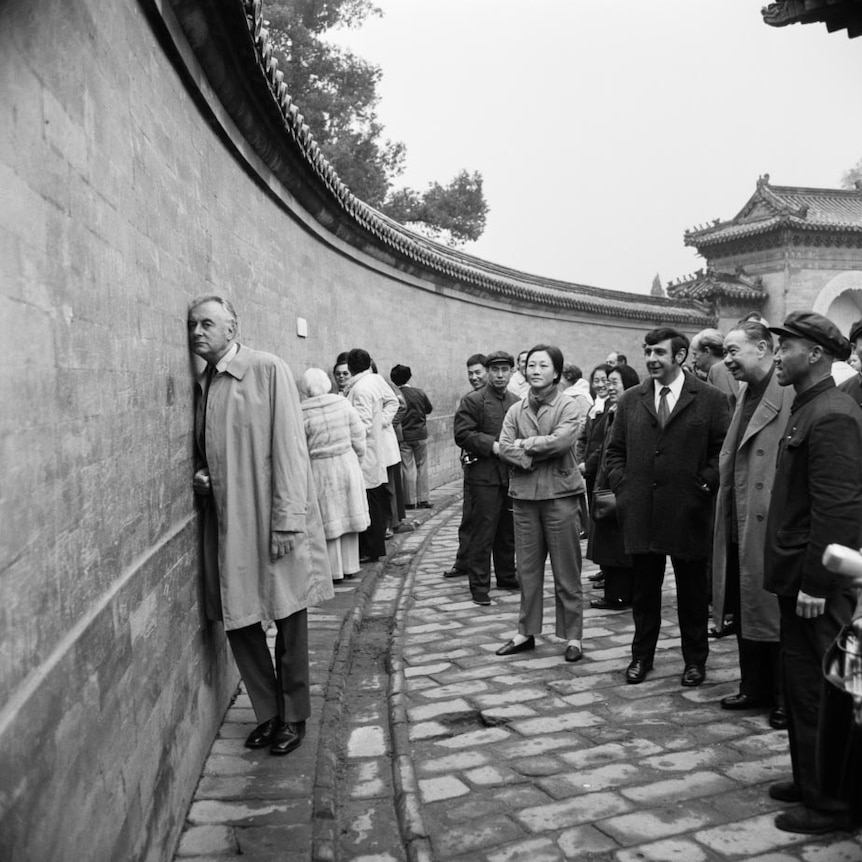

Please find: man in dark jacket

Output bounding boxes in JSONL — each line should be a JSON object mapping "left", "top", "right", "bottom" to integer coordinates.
{"left": 606, "top": 327, "right": 729, "bottom": 687}
{"left": 390, "top": 364, "right": 433, "bottom": 509}
{"left": 453, "top": 351, "right": 519, "bottom": 605}
{"left": 763, "top": 311, "right": 862, "bottom": 835}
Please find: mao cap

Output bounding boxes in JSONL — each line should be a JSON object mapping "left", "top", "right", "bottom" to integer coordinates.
{"left": 768, "top": 311, "right": 851, "bottom": 361}
{"left": 484, "top": 350, "right": 515, "bottom": 368}
{"left": 849, "top": 319, "right": 862, "bottom": 345}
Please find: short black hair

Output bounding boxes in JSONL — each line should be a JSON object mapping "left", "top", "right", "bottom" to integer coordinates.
{"left": 335, "top": 351, "right": 349, "bottom": 365}
{"left": 347, "top": 348, "right": 371, "bottom": 375}
{"left": 525, "top": 344, "right": 564, "bottom": 385}
{"left": 390, "top": 364, "right": 411, "bottom": 385}
{"left": 644, "top": 327, "right": 689, "bottom": 359}
{"left": 616, "top": 353, "right": 627, "bottom": 365}
{"left": 730, "top": 321, "right": 773, "bottom": 351}
{"left": 466, "top": 353, "right": 487, "bottom": 367}
{"left": 609, "top": 364, "right": 640, "bottom": 390}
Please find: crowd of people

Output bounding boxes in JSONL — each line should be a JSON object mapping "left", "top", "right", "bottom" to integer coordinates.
{"left": 187, "top": 292, "right": 862, "bottom": 833}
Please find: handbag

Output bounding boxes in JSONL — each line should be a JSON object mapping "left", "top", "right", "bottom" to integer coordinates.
{"left": 816, "top": 622, "right": 862, "bottom": 816}
{"left": 591, "top": 488, "right": 617, "bottom": 521}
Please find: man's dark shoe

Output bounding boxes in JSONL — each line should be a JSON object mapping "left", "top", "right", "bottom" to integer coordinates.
{"left": 774, "top": 806, "right": 850, "bottom": 834}
{"left": 769, "top": 780, "right": 802, "bottom": 803}
{"left": 564, "top": 644, "right": 583, "bottom": 663}
{"left": 720, "top": 692, "right": 767, "bottom": 710}
{"left": 681, "top": 664, "right": 706, "bottom": 687}
{"left": 496, "top": 579, "right": 520, "bottom": 590}
{"left": 472, "top": 592, "right": 491, "bottom": 606}
{"left": 587, "top": 571, "right": 605, "bottom": 582}
{"left": 404, "top": 503, "right": 417, "bottom": 510}
{"left": 245, "top": 716, "right": 282, "bottom": 749}
{"left": 626, "top": 658, "right": 652, "bottom": 684}
{"left": 417, "top": 501, "right": 432, "bottom": 509}
{"left": 590, "top": 597, "right": 631, "bottom": 610}
{"left": 496, "top": 635, "right": 535, "bottom": 656}
{"left": 443, "top": 567, "right": 468, "bottom": 578}
{"left": 768, "top": 706, "right": 788, "bottom": 730}
{"left": 270, "top": 720, "right": 306, "bottom": 756}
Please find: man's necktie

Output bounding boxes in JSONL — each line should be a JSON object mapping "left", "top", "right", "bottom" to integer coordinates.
{"left": 657, "top": 386, "right": 671, "bottom": 428}
{"left": 200, "top": 364, "right": 216, "bottom": 459}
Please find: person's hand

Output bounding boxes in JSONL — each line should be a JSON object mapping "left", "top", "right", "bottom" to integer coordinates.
{"left": 271, "top": 530, "right": 298, "bottom": 561}
{"left": 492, "top": 441, "right": 500, "bottom": 456}
{"left": 193, "top": 468, "right": 212, "bottom": 496}
{"left": 796, "top": 590, "right": 826, "bottom": 619}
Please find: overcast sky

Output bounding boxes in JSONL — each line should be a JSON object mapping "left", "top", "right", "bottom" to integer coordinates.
{"left": 327, "top": 0, "right": 862, "bottom": 294}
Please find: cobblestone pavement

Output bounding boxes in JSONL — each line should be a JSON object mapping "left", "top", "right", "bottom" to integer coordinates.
{"left": 175, "top": 485, "right": 862, "bottom": 861}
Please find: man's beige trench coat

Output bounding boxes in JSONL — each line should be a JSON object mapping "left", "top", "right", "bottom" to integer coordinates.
{"left": 197, "top": 345, "right": 333, "bottom": 630}
{"left": 711, "top": 372, "right": 792, "bottom": 639}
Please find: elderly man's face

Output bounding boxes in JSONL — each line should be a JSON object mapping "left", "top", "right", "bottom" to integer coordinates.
{"left": 692, "top": 342, "right": 715, "bottom": 374}
{"left": 188, "top": 300, "right": 236, "bottom": 365}
{"left": 487, "top": 362, "right": 512, "bottom": 393}
{"left": 605, "top": 352, "right": 618, "bottom": 367}
{"left": 723, "top": 330, "right": 765, "bottom": 382}
{"left": 774, "top": 336, "right": 815, "bottom": 387}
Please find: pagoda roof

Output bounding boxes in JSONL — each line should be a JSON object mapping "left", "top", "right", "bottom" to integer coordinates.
{"left": 762, "top": 0, "right": 862, "bottom": 38}
{"left": 666, "top": 268, "right": 767, "bottom": 304}
{"left": 684, "top": 175, "right": 862, "bottom": 250}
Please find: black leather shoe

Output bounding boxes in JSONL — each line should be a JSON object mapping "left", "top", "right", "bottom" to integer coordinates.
{"left": 768, "top": 706, "right": 788, "bottom": 730}
{"left": 681, "top": 664, "right": 706, "bottom": 687}
{"left": 443, "top": 567, "right": 468, "bottom": 578}
{"left": 471, "top": 593, "right": 491, "bottom": 606}
{"left": 417, "top": 501, "right": 432, "bottom": 509}
{"left": 774, "top": 806, "right": 850, "bottom": 834}
{"left": 495, "top": 579, "right": 520, "bottom": 590}
{"left": 564, "top": 644, "right": 583, "bottom": 663}
{"left": 587, "top": 571, "right": 605, "bottom": 582}
{"left": 590, "top": 597, "right": 631, "bottom": 610}
{"left": 769, "top": 780, "right": 802, "bottom": 803}
{"left": 495, "top": 635, "right": 535, "bottom": 656}
{"left": 720, "top": 693, "right": 767, "bottom": 710}
{"left": 245, "top": 716, "right": 282, "bottom": 749}
{"left": 270, "top": 720, "right": 306, "bottom": 756}
{"left": 626, "top": 658, "right": 652, "bottom": 684}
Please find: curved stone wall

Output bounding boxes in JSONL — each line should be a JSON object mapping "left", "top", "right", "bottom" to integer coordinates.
{"left": 0, "top": 0, "right": 710, "bottom": 858}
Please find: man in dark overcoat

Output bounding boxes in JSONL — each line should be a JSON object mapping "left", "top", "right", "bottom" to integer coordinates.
{"left": 453, "top": 351, "right": 519, "bottom": 605}
{"left": 605, "top": 327, "right": 729, "bottom": 686}
{"left": 763, "top": 311, "right": 862, "bottom": 835}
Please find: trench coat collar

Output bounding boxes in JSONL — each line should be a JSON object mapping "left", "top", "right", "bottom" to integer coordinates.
{"left": 736, "top": 368, "right": 782, "bottom": 450}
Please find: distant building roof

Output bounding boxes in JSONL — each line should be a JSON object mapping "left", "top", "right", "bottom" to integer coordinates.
{"left": 762, "top": 0, "right": 862, "bottom": 38}
{"left": 684, "top": 175, "right": 862, "bottom": 250}
{"left": 666, "top": 268, "right": 766, "bottom": 305}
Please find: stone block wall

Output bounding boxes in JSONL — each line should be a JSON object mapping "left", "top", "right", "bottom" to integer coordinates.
{"left": 0, "top": 0, "right": 704, "bottom": 858}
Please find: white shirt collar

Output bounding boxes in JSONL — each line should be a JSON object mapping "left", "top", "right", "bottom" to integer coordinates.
{"left": 653, "top": 370, "right": 685, "bottom": 410}
{"left": 214, "top": 342, "right": 239, "bottom": 374}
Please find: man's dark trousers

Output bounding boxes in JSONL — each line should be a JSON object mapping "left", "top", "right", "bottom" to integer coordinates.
{"left": 465, "top": 484, "right": 515, "bottom": 597}
{"left": 631, "top": 553, "right": 709, "bottom": 667}
{"left": 779, "top": 593, "right": 853, "bottom": 813}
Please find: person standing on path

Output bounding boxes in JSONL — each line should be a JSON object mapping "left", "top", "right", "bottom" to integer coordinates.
{"left": 495, "top": 345, "right": 586, "bottom": 663}
{"left": 605, "top": 327, "right": 729, "bottom": 687}
{"left": 453, "top": 350, "right": 520, "bottom": 606}
{"left": 188, "top": 296, "right": 333, "bottom": 757}
{"left": 443, "top": 353, "right": 487, "bottom": 579}
{"left": 762, "top": 311, "right": 862, "bottom": 835}
{"left": 839, "top": 319, "right": 862, "bottom": 408}
{"left": 390, "top": 364, "right": 433, "bottom": 510}
{"left": 711, "top": 322, "right": 790, "bottom": 729}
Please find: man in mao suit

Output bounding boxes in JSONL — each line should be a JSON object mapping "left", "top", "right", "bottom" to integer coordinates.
{"left": 453, "top": 351, "right": 519, "bottom": 605}
{"left": 763, "top": 311, "right": 862, "bottom": 835}
{"left": 189, "top": 295, "right": 333, "bottom": 757}
{"left": 711, "top": 322, "right": 791, "bottom": 729}
{"left": 606, "top": 327, "right": 729, "bottom": 686}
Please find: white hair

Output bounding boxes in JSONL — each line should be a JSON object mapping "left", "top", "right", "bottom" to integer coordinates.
{"left": 300, "top": 367, "right": 333, "bottom": 398}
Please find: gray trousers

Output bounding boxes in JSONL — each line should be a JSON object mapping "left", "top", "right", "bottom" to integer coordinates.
{"left": 226, "top": 609, "right": 310, "bottom": 724}
{"left": 513, "top": 495, "right": 584, "bottom": 640}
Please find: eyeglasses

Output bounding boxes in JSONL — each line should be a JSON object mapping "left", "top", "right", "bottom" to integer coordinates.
{"left": 334, "top": 370, "right": 351, "bottom": 378}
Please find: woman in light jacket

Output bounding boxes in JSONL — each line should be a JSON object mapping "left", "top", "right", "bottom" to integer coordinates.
{"left": 299, "top": 368, "right": 370, "bottom": 579}
{"left": 495, "top": 345, "right": 587, "bottom": 663}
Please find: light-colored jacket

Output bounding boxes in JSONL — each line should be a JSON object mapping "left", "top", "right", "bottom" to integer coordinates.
{"left": 196, "top": 345, "right": 333, "bottom": 630}
{"left": 712, "top": 371, "right": 792, "bottom": 639}
{"left": 301, "top": 393, "right": 371, "bottom": 539}
{"left": 500, "top": 388, "right": 585, "bottom": 500}
{"left": 345, "top": 370, "right": 398, "bottom": 488}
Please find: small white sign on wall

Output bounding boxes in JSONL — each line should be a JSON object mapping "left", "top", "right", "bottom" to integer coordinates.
{"left": 296, "top": 317, "right": 308, "bottom": 338}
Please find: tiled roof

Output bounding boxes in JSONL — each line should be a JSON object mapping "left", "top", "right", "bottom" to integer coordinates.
{"left": 685, "top": 174, "right": 862, "bottom": 249}
{"left": 214, "top": 0, "right": 710, "bottom": 326}
{"left": 666, "top": 268, "right": 766, "bottom": 304}
{"left": 762, "top": 0, "right": 862, "bottom": 38}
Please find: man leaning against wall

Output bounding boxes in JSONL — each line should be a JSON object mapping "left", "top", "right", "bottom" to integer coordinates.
{"left": 188, "top": 295, "right": 333, "bottom": 757}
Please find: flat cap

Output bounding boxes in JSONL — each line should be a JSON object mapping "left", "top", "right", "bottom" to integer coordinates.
{"left": 769, "top": 311, "right": 851, "bottom": 361}
{"left": 848, "top": 319, "right": 862, "bottom": 345}
{"left": 484, "top": 350, "right": 515, "bottom": 368}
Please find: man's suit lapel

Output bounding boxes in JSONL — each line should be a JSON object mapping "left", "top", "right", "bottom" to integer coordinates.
{"left": 665, "top": 374, "right": 695, "bottom": 428}
{"left": 638, "top": 380, "right": 658, "bottom": 422}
